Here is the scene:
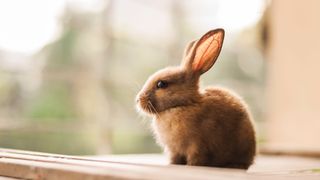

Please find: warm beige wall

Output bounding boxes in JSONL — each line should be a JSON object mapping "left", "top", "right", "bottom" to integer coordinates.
{"left": 267, "top": 0, "right": 320, "bottom": 151}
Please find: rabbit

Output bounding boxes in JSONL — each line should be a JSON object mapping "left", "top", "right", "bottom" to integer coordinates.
{"left": 136, "top": 28, "right": 256, "bottom": 169}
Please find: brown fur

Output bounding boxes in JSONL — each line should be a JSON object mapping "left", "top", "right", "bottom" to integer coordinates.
{"left": 136, "top": 29, "right": 256, "bottom": 169}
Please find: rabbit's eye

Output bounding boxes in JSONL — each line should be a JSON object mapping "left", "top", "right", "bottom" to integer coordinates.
{"left": 156, "top": 80, "right": 168, "bottom": 89}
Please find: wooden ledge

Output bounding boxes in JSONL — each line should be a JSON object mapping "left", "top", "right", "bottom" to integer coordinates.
{"left": 260, "top": 147, "right": 320, "bottom": 158}
{"left": 0, "top": 148, "right": 320, "bottom": 179}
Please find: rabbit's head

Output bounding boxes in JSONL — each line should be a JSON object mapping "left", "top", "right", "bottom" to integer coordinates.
{"left": 136, "top": 29, "right": 225, "bottom": 115}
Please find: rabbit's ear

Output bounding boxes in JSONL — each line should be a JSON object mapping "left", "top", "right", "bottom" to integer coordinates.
{"left": 183, "top": 29, "right": 225, "bottom": 75}
{"left": 183, "top": 40, "right": 196, "bottom": 58}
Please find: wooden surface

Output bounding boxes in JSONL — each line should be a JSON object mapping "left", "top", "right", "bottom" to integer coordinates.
{"left": 0, "top": 148, "right": 319, "bottom": 180}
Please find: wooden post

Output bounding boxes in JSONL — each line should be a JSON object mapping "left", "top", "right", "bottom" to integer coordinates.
{"left": 266, "top": 0, "right": 320, "bottom": 152}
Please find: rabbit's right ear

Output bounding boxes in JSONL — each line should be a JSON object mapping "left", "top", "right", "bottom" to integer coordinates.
{"left": 181, "top": 29, "right": 225, "bottom": 75}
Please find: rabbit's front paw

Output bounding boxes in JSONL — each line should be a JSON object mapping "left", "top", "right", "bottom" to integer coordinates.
{"left": 170, "top": 154, "right": 187, "bottom": 165}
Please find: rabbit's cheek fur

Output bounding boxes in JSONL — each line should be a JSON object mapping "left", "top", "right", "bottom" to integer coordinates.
{"left": 154, "top": 89, "right": 175, "bottom": 112}
{"left": 153, "top": 82, "right": 200, "bottom": 112}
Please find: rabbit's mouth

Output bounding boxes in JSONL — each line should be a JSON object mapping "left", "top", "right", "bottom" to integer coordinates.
{"left": 136, "top": 96, "right": 158, "bottom": 115}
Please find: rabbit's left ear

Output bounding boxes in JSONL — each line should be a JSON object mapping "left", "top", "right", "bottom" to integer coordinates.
{"left": 183, "top": 29, "right": 225, "bottom": 75}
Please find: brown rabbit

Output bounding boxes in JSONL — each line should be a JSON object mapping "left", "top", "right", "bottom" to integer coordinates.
{"left": 136, "top": 29, "right": 256, "bottom": 169}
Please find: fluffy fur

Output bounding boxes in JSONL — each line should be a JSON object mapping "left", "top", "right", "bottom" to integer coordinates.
{"left": 136, "top": 29, "right": 256, "bottom": 169}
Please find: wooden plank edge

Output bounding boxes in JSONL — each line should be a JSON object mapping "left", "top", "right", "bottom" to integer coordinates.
{"left": 0, "top": 158, "right": 127, "bottom": 180}
{"left": 259, "top": 148, "right": 320, "bottom": 158}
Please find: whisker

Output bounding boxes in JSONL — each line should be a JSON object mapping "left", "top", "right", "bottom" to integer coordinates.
{"left": 148, "top": 101, "right": 162, "bottom": 121}
{"left": 135, "top": 103, "right": 151, "bottom": 126}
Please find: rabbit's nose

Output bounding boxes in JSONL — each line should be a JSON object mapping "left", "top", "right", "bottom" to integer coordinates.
{"left": 136, "top": 94, "right": 145, "bottom": 103}
{"left": 137, "top": 93, "right": 150, "bottom": 103}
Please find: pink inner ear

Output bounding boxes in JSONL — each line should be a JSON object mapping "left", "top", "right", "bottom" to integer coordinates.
{"left": 193, "top": 33, "right": 222, "bottom": 71}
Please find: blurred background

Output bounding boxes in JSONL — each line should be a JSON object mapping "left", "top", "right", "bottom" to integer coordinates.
{"left": 0, "top": 0, "right": 269, "bottom": 155}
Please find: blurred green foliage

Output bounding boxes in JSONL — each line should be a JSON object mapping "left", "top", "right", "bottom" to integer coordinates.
{"left": 111, "top": 130, "right": 161, "bottom": 154}
{"left": 26, "top": 83, "right": 77, "bottom": 121}
{"left": 0, "top": 129, "right": 96, "bottom": 155}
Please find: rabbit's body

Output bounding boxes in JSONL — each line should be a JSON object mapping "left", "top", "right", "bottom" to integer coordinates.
{"left": 152, "top": 87, "right": 255, "bottom": 168}
{"left": 136, "top": 29, "right": 256, "bottom": 169}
